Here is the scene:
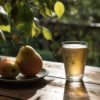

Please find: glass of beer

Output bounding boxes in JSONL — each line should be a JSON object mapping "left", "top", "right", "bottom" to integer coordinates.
{"left": 62, "top": 41, "right": 88, "bottom": 81}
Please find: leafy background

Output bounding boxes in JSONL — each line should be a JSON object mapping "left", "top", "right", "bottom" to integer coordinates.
{"left": 0, "top": 0, "right": 100, "bottom": 67}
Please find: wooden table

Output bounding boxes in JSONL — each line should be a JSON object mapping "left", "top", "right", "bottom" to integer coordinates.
{"left": 0, "top": 58, "right": 100, "bottom": 100}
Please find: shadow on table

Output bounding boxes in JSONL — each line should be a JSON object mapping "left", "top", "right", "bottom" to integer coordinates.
{"left": 0, "top": 78, "right": 50, "bottom": 100}
{"left": 63, "top": 81, "right": 90, "bottom": 100}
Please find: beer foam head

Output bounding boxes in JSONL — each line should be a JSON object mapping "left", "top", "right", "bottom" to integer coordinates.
{"left": 63, "top": 44, "right": 87, "bottom": 49}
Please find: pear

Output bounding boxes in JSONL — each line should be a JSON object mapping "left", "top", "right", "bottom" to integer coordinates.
{"left": 16, "top": 45, "right": 43, "bottom": 77}
{"left": 0, "top": 58, "right": 19, "bottom": 79}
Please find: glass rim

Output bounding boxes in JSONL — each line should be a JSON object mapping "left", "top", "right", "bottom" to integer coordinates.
{"left": 62, "top": 41, "right": 88, "bottom": 46}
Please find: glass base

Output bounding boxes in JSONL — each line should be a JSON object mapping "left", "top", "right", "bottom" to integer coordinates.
{"left": 66, "top": 75, "right": 83, "bottom": 82}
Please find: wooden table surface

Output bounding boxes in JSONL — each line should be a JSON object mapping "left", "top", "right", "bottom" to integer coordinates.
{"left": 0, "top": 56, "right": 100, "bottom": 100}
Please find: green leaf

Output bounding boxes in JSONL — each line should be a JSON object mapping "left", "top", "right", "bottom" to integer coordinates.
{"left": 17, "top": 22, "right": 32, "bottom": 37}
{"left": 0, "top": 25, "right": 10, "bottom": 32}
{"left": 18, "top": 4, "right": 33, "bottom": 23}
{"left": 32, "top": 22, "right": 37, "bottom": 37}
{"left": 54, "top": 1, "right": 65, "bottom": 18}
{"left": 45, "top": 7, "right": 52, "bottom": 16}
{"left": 4, "top": 2, "right": 11, "bottom": 14}
{"left": 42, "top": 27, "right": 52, "bottom": 40}
{"left": 32, "top": 23, "right": 42, "bottom": 37}
{"left": 40, "top": 7, "right": 47, "bottom": 17}
{"left": 32, "top": 29, "right": 36, "bottom": 37}
{"left": 33, "top": 22, "right": 41, "bottom": 32}
{"left": 32, "top": 26, "right": 37, "bottom": 37}
{"left": 32, "top": 18, "right": 42, "bottom": 37}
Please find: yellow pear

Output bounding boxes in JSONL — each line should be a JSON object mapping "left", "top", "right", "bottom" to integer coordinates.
{"left": 16, "top": 45, "right": 43, "bottom": 77}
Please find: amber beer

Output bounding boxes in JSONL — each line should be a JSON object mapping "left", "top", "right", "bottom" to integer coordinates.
{"left": 62, "top": 41, "right": 88, "bottom": 81}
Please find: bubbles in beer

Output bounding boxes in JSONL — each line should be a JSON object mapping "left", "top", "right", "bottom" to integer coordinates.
{"left": 62, "top": 43, "right": 88, "bottom": 78}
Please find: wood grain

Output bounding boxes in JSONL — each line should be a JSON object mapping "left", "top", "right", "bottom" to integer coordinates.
{"left": 0, "top": 56, "right": 100, "bottom": 100}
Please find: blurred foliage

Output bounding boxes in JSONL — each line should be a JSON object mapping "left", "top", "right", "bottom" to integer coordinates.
{"left": 34, "top": 0, "right": 100, "bottom": 67}
{"left": 61, "top": 0, "right": 100, "bottom": 24}
{"left": 44, "top": 0, "right": 100, "bottom": 67}
{"left": 0, "top": 0, "right": 64, "bottom": 57}
{"left": 0, "top": 0, "right": 100, "bottom": 67}
{"left": 0, "top": 0, "right": 64, "bottom": 42}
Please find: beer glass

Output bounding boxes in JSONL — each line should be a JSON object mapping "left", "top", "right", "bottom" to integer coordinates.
{"left": 62, "top": 41, "right": 88, "bottom": 81}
